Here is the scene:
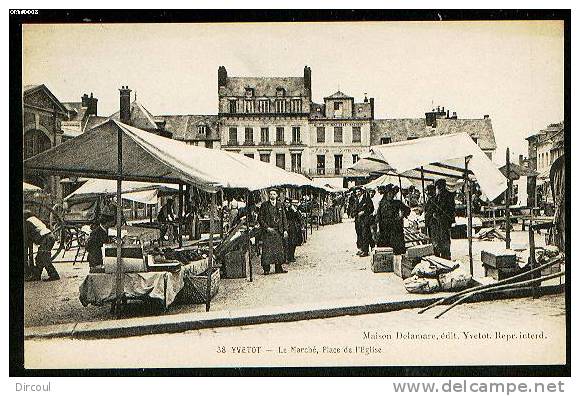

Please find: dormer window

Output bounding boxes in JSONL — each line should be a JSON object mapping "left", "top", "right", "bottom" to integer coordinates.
{"left": 276, "top": 87, "right": 285, "bottom": 97}
{"left": 197, "top": 125, "right": 208, "bottom": 136}
{"left": 245, "top": 88, "right": 254, "bottom": 97}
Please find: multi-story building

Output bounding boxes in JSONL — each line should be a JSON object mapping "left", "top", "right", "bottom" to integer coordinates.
{"left": 308, "top": 91, "right": 374, "bottom": 185}
{"left": 525, "top": 121, "right": 564, "bottom": 205}
{"left": 370, "top": 106, "right": 497, "bottom": 161}
{"left": 218, "top": 66, "right": 312, "bottom": 173}
{"left": 22, "top": 84, "right": 70, "bottom": 198}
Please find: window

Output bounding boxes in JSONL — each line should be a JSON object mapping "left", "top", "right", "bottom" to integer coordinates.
{"left": 244, "top": 127, "right": 254, "bottom": 144}
{"left": 229, "top": 99, "right": 237, "bottom": 114}
{"left": 292, "top": 127, "right": 301, "bottom": 143}
{"left": 380, "top": 137, "right": 392, "bottom": 145}
{"left": 197, "top": 125, "right": 208, "bottom": 136}
{"left": 244, "top": 100, "right": 255, "bottom": 113}
{"left": 334, "top": 154, "right": 343, "bottom": 174}
{"left": 334, "top": 102, "right": 341, "bottom": 111}
{"left": 244, "top": 153, "right": 254, "bottom": 159}
{"left": 352, "top": 126, "right": 361, "bottom": 143}
{"left": 276, "top": 127, "right": 284, "bottom": 143}
{"left": 260, "top": 127, "right": 269, "bottom": 144}
{"left": 275, "top": 99, "right": 286, "bottom": 113}
{"left": 260, "top": 153, "right": 270, "bottom": 163}
{"left": 245, "top": 88, "right": 254, "bottom": 97}
{"left": 258, "top": 99, "right": 270, "bottom": 113}
{"left": 276, "top": 87, "right": 285, "bottom": 97}
{"left": 290, "top": 99, "right": 302, "bottom": 113}
{"left": 228, "top": 127, "right": 237, "bottom": 144}
{"left": 352, "top": 154, "right": 359, "bottom": 164}
{"left": 291, "top": 153, "right": 302, "bottom": 172}
{"left": 316, "top": 126, "right": 325, "bottom": 143}
{"left": 334, "top": 126, "right": 343, "bottom": 143}
{"left": 276, "top": 153, "right": 286, "bottom": 169}
{"left": 317, "top": 155, "right": 326, "bottom": 175}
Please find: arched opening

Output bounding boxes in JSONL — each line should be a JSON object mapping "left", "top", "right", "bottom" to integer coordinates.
{"left": 23, "top": 129, "right": 52, "bottom": 190}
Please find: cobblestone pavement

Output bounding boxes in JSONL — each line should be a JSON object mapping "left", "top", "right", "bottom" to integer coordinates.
{"left": 24, "top": 218, "right": 554, "bottom": 327}
{"left": 24, "top": 294, "right": 566, "bottom": 368}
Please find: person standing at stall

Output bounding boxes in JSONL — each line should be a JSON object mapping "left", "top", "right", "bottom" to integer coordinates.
{"left": 284, "top": 199, "right": 304, "bottom": 262}
{"left": 376, "top": 184, "right": 411, "bottom": 255}
{"left": 424, "top": 184, "right": 437, "bottom": 238}
{"left": 431, "top": 179, "right": 456, "bottom": 259}
{"left": 157, "top": 197, "right": 177, "bottom": 242}
{"left": 23, "top": 210, "right": 60, "bottom": 281}
{"left": 85, "top": 214, "right": 115, "bottom": 273}
{"left": 258, "top": 189, "right": 288, "bottom": 274}
{"left": 354, "top": 187, "right": 374, "bottom": 257}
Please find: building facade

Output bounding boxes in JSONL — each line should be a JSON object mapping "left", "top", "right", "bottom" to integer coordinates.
{"left": 308, "top": 91, "right": 374, "bottom": 186}
{"left": 218, "top": 66, "right": 312, "bottom": 172}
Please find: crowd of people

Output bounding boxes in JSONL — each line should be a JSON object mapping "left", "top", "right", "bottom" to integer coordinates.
{"left": 348, "top": 178, "right": 456, "bottom": 260}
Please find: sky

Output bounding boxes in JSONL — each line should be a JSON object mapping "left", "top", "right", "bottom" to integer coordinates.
{"left": 22, "top": 21, "right": 564, "bottom": 161}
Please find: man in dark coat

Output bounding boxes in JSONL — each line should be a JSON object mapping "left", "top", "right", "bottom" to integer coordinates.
{"left": 284, "top": 199, "right": 304, "bottom": 262}
{"left": 376, "top": 184, "right": 411, "bottom": 255}
{"left": 354, "top": 188, "right": 374, "bottom": 257}
{"left": 86, "top": 214, "right": 115, "bottom": 273}
{"left": 424, "top": 184, "right": 437, "bottom": 238}
{"left": 258, "top": 189, "right": 288, "bottom": 274}
{"left": 431, "top": 179, "right": 456, "bottom": 259}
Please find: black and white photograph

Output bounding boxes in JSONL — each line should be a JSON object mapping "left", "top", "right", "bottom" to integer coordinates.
{"left": 9, "top": 8, "right": 570, "bottom": 381}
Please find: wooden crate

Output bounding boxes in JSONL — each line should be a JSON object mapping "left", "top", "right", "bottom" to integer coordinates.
{"left": 372, "top": 248, "right": 394, "bottom": 273}
{"left": 405, "top": 244, "right": 434, "bottom": 260}
{"left": 481, "top": 249, "right": 517, "bottom": 269}
{"left": 483, "top": 264, "right": 529, "bottom": 281}
{"left": 176, "top": 267, "right": 220, "bottom": 304}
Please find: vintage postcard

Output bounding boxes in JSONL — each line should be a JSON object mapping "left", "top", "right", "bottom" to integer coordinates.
{"left": 12, "top": 10, "right": 569, "bottom": 375}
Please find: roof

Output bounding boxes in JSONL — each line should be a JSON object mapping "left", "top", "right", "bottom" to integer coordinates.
{"left": 23, "top": 120, "right": 322, "bottom": 193}
{"left": 371, "top": 117, "right": 497, "bottom": 151}
{"left": 62, "top": 102, "right": 88, "bottom": 121}
{"left": 324, "top": 90, "right": 353, "bottom": 100}
{"left": 159, "top": 114, "right": 219, "bottom": 141}
{"left": 23, "top": 84, "right": 68, "bottom": 114}
{"left": 108, "top": 101, "right": 159, "bottom": 130}
{"left": 222, "top": 76, "right": 307, "bottom": 97}
{"left": 499, "top": 162, "right": 539, "bottom": 180}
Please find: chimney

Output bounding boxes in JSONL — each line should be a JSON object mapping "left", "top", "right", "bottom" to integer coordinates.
{"left": 451, "top": 111, "right": 457, "bottom": 119}
{"left": 369, "top": 97, "right": 375, "bottom": 119}
{"left": 81, "top": 93, "right": 90, "bottom": 107}
{"left": 218, "top": 66, "right": 227, "bottom": 87}
{"left": 303, "top": 65, "right": 311, "bottom": 91}
{"left": 483, "top": 114, "right": 489, "bottom": 119}
{"left": 86, "top": 92, "right": 98, "bottom": 116}
{"left": 119, "top": 85, "right": 132, "bottom": 125}
{"left": 446, "top": 110, "right": 450, "bottom": 118}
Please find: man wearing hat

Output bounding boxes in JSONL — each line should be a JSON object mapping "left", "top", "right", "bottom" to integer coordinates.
{"left": 353, "top": 187, "right": 374, "bottom": 257}
{"left": 284, "top": 198, "right": 304, "bottom": 262}
{"left": 86, "top": 214, "right": 116, "bottom": 273}
{"left": 424, "top": 184, "right": 437, "bottom": 238}
{"left": 432, "top": 179, "right": 456, "bottom": 259}
{"left": 376, "top": 184, "right": 411, "bottom": 255}
{"left": 258, "top": 189, "right": 288, "bottom": 274}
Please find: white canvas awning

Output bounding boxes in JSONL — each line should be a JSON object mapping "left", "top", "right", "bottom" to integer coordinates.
{"left": 23, "top": 182, "right": 42, "bottom": 192}
{"left": 64, "top": 178, "right": 179, "bottom": 204}
{"left": 24, "top": 120, "right": 320, "bottom": 193}
{"left": 362, "top": 173, "right": 413, "bottom": 190}
{"left": 348, "top": 133, "right": 507, "bottom": 200}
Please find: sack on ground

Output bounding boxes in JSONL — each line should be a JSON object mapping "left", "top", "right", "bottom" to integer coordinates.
{"left": 411, "top": 261, "right": 439, "bottom": 278}
{"left": 403, "top": 275, "right": 441, "bottom": 294}
{"left": 438, "top": 268, "right": 472, "bottom": 291}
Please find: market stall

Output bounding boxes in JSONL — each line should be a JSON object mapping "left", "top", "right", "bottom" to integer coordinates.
{"left": 23, "top": 119, "right": 321, "bottom": 314}
{"left": 347, "top": 132, "right": 508, "bottom": 275}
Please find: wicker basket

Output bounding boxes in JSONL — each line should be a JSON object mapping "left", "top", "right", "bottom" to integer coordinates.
{"left": 175, "top": 267, "right": 220, "bottom": 304}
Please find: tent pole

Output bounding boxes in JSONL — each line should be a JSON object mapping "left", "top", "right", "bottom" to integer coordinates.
{"left": 420, "top": 166, "right": 426, "bottom": 204}
{"left": 220, "top": 189, "right": 224, "bottom": 239}
{"left": 528, "top": 206, "right": 537, "bottom": 298}
{"left": 178, "top": 184, "right": 183, "bottom": 248}
{"left": 115, "top": 126, "right": 124, "bottom": 317}
{"left": 465, "top": 156, "right": 474, "bottom": 277}
{"left": 505, "top": 148, "right": 512, "bottom": 249}
{"left": 398, "top": 175, "right": 403, "bottom": 201}
{"left": 205, "top": 192, "right": 216, "bottom": 312}
{"left": 246, "top": 190, "right": 253, "bottom": 282}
